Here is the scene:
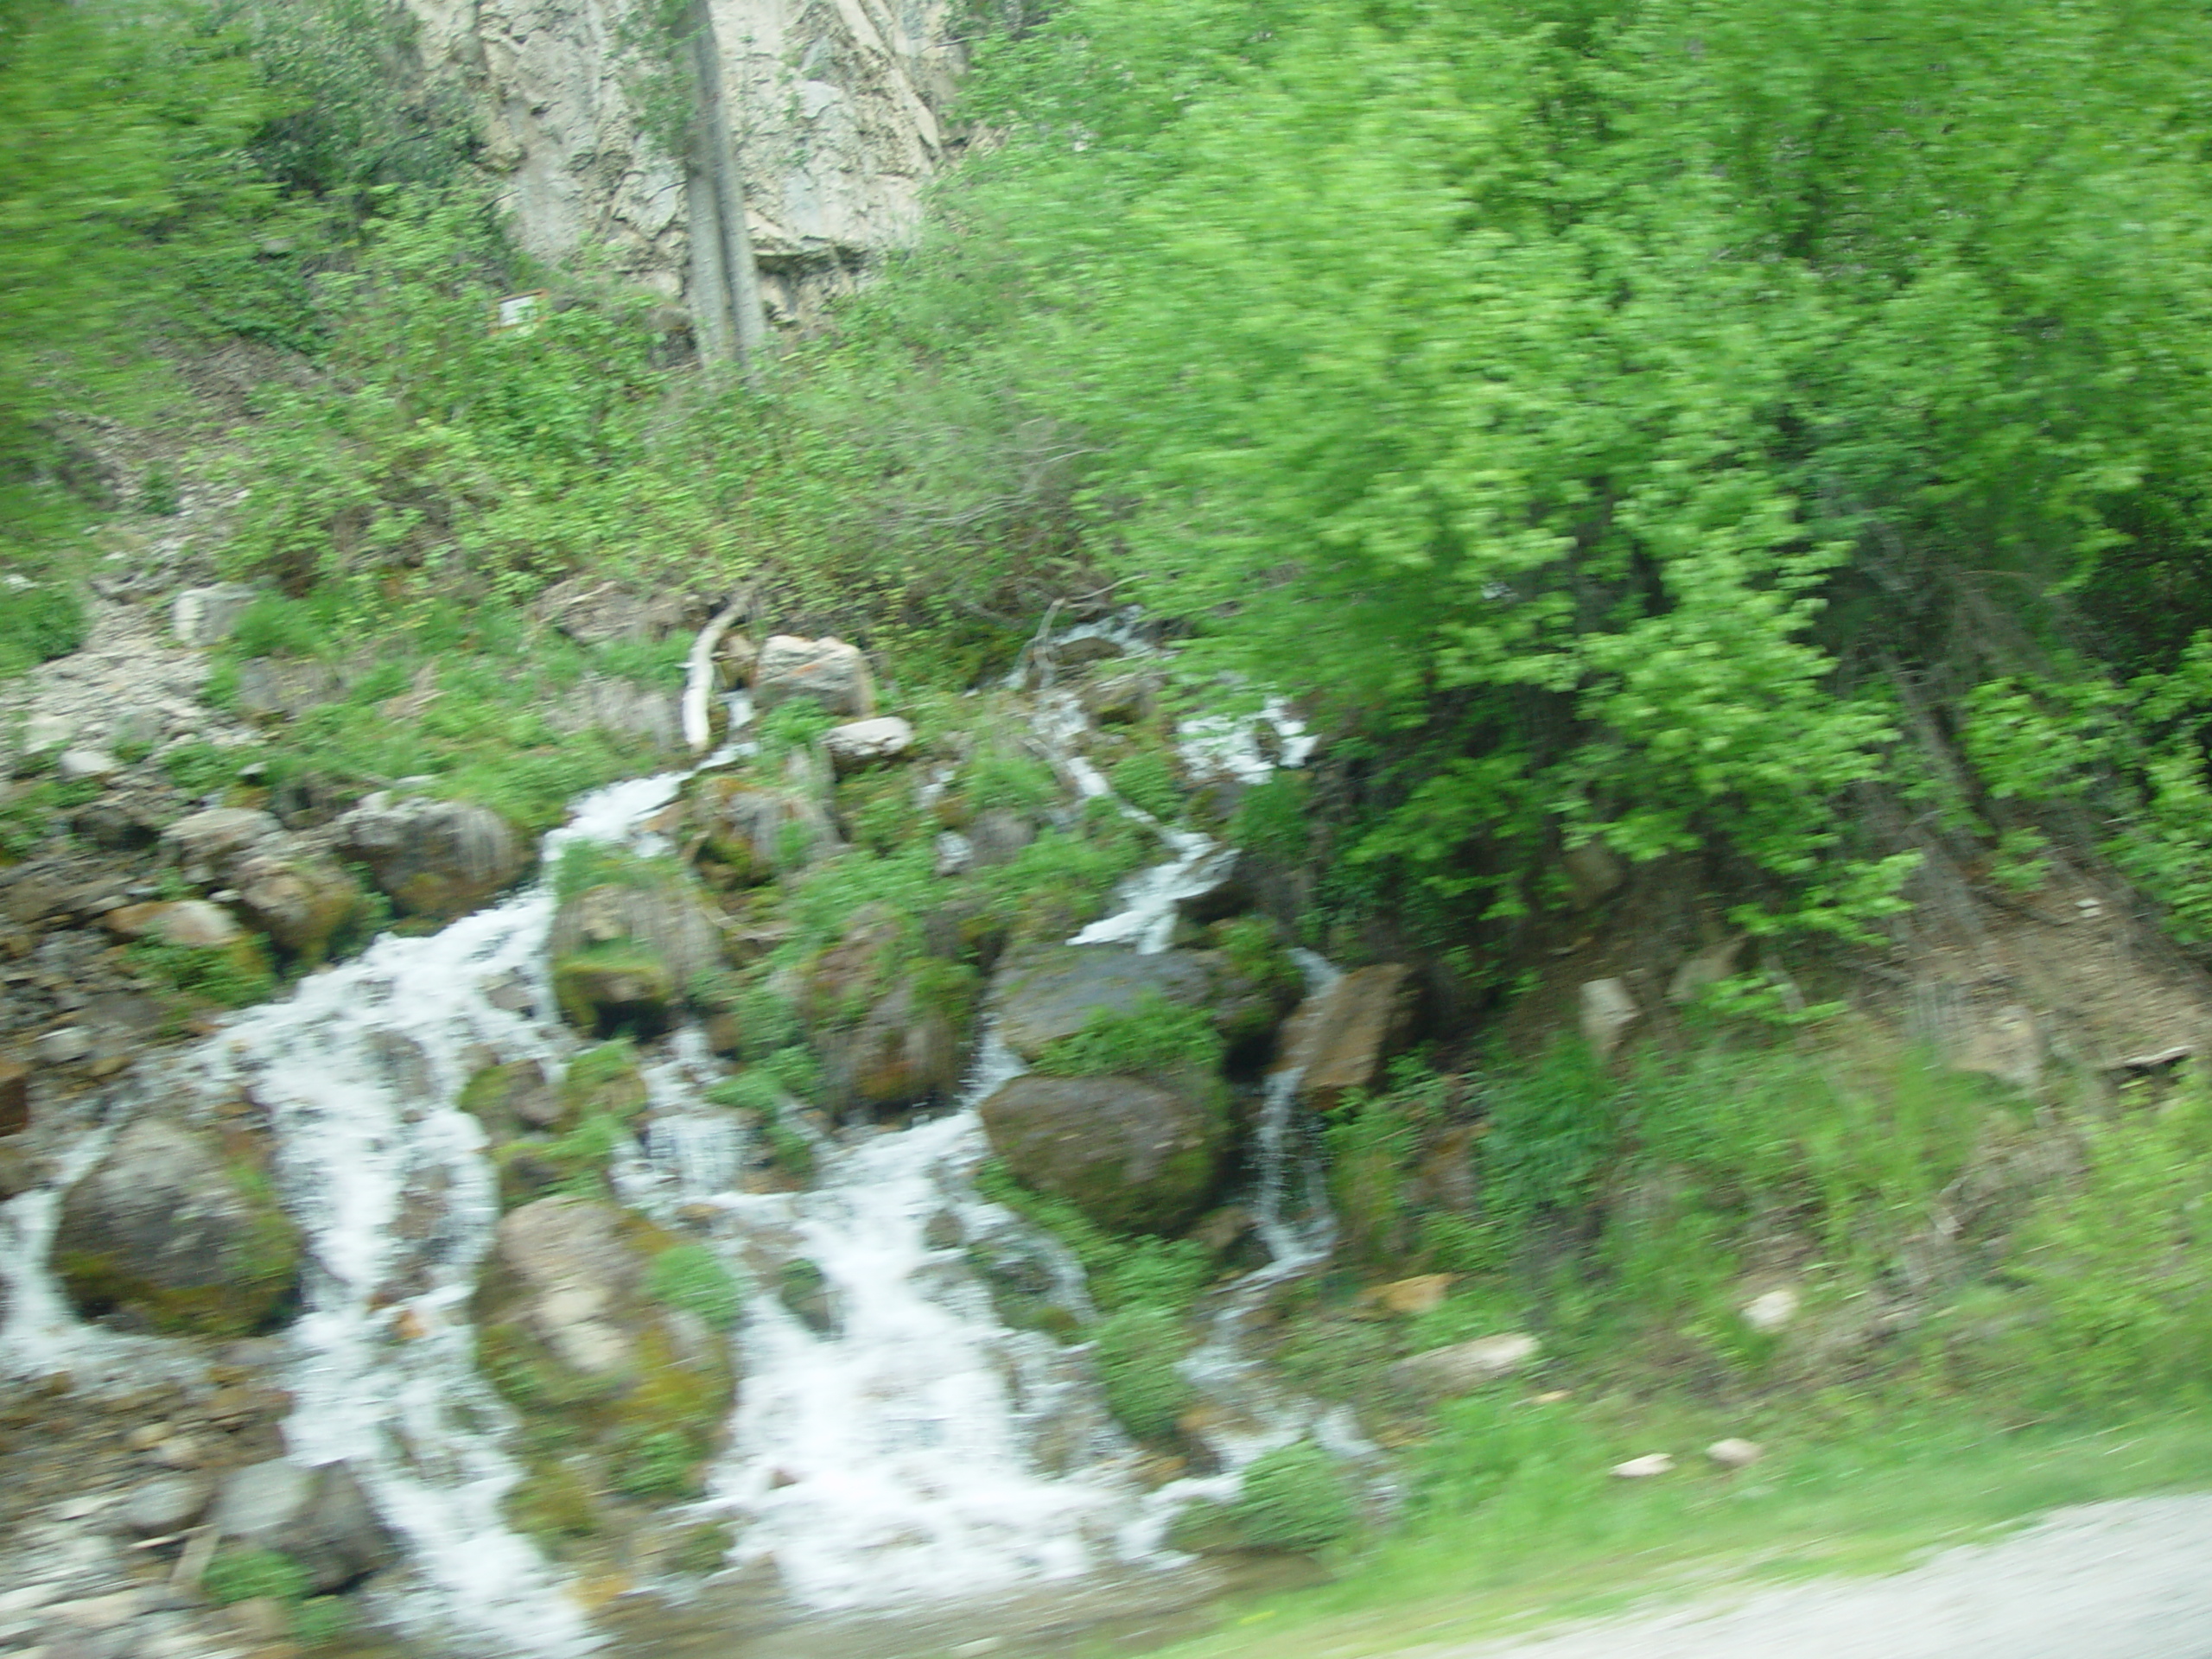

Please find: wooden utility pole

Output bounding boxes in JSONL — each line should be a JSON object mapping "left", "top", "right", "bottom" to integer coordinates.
{"left": 685, "top": 0, "right": 770, "bottom": 383}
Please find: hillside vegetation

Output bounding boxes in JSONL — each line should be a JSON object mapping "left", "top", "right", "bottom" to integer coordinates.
{"left": 10, "top": 0, "right": 2212, "bottom": 1645}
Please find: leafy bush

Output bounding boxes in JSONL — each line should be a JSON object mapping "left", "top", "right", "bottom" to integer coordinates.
{"left": 1230, "top": 1440, "right": 1357, "bottom": 1552}
{"left": 126, "top": 937, "right": 279, "bottom": 1009}
{"left": 648, "top": 1244, "right": 745, "bottom": 1332}
{"left": 1090, "top": 1305, "right": 1194, "bottom": 1440}
{"left": 1033, "top": 994, "right": 1223, "bottom": 1078}
{"left": 0, "top": 584, "right": 86, "bottom": 677}
{"left": 1999, "top": 1084, "right": 2212, "bottom": 1408}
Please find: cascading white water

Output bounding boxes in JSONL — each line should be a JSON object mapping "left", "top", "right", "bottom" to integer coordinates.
{"left": 183, "top": 774, "right": 683, "bottom": 1656}
{"left": 3, "top": 621, "right": 1347, "bottom": 1651}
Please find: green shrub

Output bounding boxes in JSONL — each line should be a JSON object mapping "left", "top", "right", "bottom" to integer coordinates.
{"left": 202, "top": 1548, "right": 309, "bottom": 1605}
{"left": 1230, "top": 1440, "right": 1357, "bottom": 1552}
{"left": 126, "top": 937, "right": 278, "bottom": 1009}
{"left": 226, "top": 593, "right": 323, "bottom": 658}
{"left": 1091, "top": 1305, "right": 1194, "bottom": 1440}
{"left": 290, "top": 1596, "right": 353, "bottom": 1644}
{"left": 975, "top": 1157, "right": 1211, "bottom": 1313}
{"left": 1999, "top": 1083, "right": 2212, "bottom": 1408}
{"left": 0, "top": 583, "right": 86, "bottom": 677}
{"left": 1107, "top": 750, "right": 1182, "bottom": 820}
{"left": 1033, "top": 993, "right": 1223, "bottom": 1078}
{"left": 648, "top": 1244, "right": 745, "bottom": 1332}
{"left": 613, "top": 1427, "right": 700, "bottom": 1498}
{"left": 553, "top": 839, "right": 688, "bottom": 901}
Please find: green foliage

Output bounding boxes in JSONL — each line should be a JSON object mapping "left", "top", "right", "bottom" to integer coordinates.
{"left": 553, "top": 839, "right": 687, "bottom": 903}
{"left": 647, "top": 1243, "right": 745, "bottom": 1332}
{"left": 1106, "top": 750, "right": 1182, "bottom": 820}
{"left": 2000, "top": 1084, "right": 2212, "bottom": 1409}
{"left": 0, "top": 584, "right": 86, "bottom": 678}
{"left": 1033, "top": 993, "right": 1224, "bottom": 1077}
{"left": 1090, "top": 1304, "right": 1194, "bottom": 1440}
{"left": 613, "top": 1427, "right": 700, "bottom": 1498}
{"left": 974, "top": 1157, "right": 1211, "bottom": 1313}
{"left": 1230, "top": 1440, "right": 1357, "bottom": 1552}
{"left": 756, "top": 699, "right": 839, "bottom": 760}
{"left": 225, "top": 593, "right": 321, "bottom": 658}
{"left": 289, "top": 1597, "right": 353, "bottom": 1645}
{"left": 202, "top": 1548, "right": 309, "bottom": 1605}
{"left": 126, "top": 936, "right": 279, "bottom": 1009}
{"left": 962, "top": 744, "right": 1059, "bottom": 815}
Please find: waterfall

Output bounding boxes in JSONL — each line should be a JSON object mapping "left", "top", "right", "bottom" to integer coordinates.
{"left": 1, "top": 632, "right": 1347, "bottom": 1652}
{"left": 184, "top": 775, "right": 680, "bottom": 1656}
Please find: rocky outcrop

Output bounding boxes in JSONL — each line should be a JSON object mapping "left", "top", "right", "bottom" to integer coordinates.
{"left": 50, "top": 1118, "right": 302, "bottom": 1338}
{"left": 333, "top": 793, "right": 528, "bottom": 919}
{"left": 1387, "top": 1333, "right": 1541, "bottom": 1398}
{"left": 159, "top": 807, "right": 279, "bottom": 887}
{"left": 978, "top": 1071, "right": 1227, "bottom": 1235}
{"left": 1271, "top": 963, "right": 1416, "bottom": 1107}
{"left": 400, "top": 0, "right": 965, "bottom": 330}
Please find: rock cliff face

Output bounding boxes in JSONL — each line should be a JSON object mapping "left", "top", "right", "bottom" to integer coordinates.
{"left": 402, "top": 0, "right": 965, "bottom": 331}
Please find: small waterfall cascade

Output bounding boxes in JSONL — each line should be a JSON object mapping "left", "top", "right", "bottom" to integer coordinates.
{"left": 186, "top": 775, "right": 683, "bottom": 1656}
{"left": 0, "top": 616, "right": 1351, "bottom": 1652}
{"left": 690, "top": 1038, "right": 1130, "bottom": 1610}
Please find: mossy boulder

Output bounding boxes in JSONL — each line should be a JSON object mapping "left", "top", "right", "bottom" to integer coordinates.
{"left": 333, "top": 794, "right": 529, "bottom": 921}
{"left": 458, "top": 1059, "right": 561, "bottom": 1139}
{"left": 232, "top": 850, "right": 365, "bottom": 964}
{"left": 474, "top": 1197, "right": 740, "bottom": 1548}
{"left": 550, "top": 880, "right": 724, "bottom": 1039}
{"left": 51, "top": 1117, "right": 302, "bottom": 1338}
{"left": 976, "top": 1069, "right": 1228, "bottom": 1235}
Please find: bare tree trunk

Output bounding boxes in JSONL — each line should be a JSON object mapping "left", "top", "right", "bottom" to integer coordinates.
{"left": 684, "top": 158, "right": 734, "bottom": 365}
{"left": 687, "top": 0, "right": 769, "bottom": 384}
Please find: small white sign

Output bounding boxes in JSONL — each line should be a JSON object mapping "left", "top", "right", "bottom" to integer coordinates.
{"left": 491, "top": 290, "right": 548, "bottom": 336}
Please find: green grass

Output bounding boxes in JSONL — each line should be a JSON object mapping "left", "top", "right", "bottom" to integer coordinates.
{"left": 1107, "top": 1407, "right": 2212, "bottom": 1659}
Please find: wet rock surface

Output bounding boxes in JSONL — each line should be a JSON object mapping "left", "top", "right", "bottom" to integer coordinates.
{"left": 50, "top": 1118, "right": 302, "bottom": 1339}
{"left": 333, "top": 793, "right": 529, "bottom": 919}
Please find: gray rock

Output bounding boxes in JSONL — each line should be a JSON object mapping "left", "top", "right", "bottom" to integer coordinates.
{"left": 1388, "top": 1333, "right": 1541, "bottom": 1397}
{"left": 1579, "top": 976, "right": 1639, "bottom": 1060}
{"left": 965, "top": 808, "right": 1036, "bottom": 869}
{"left": 823, "top": 715, "right": 914, "bottom": 772}
{"left": 232, "top": 658, "right": 345, "bottom": 721}
{"left": 334, "top": 794, "right": 527, "bottom": 920}
{"left": 752, "top": 634, "right": 876, "bottom": 718}
{"left": 118, "top": 1474, "right": 214, "bottom": 1535}
{"left": 170, "top": 583, "right": 259, "bottom": 649}
{"left": 159, "top": 807, "right": 279, "bottom": 886}
{"left": 977, "top": 1071, "right": 1226, "bottom": 1235}
{"left": 54, "top": 750, "right": 120, "bottom": 785}
{"left": 986, "top": 944, "right": 1215, "bottom": 1062}
{"left": 210, "top": 1459, "right": 393, "bottom": 1592}
{"left": 530, "top": 576, "right": 687, "bottom": 645}
{"left": 50, "top": 1117, "right": 302, "bottom": 1337}
{"left": 232, "top": 851, "right": 361, "bottom": 960}
{"left": 23, "top": 712, "right": 73, "bottom": 752}
{"left": 35, "top": 1027, "right": 92, "bottom": 1065}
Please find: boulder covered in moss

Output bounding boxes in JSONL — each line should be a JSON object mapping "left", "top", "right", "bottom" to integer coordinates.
{"left": 232, "top": 849, "right": 365, "bottom": 963}
{"left": 977, "top": 1070, "right": 1227, "bottom": 1234}
{"left": 550, "top": 881, "right": 723, "bottom": 1038}
{"left": 333, "top": 793, "right": 530, "bottom": 920}
{"left": 474, "top": 1197, "right": 740, "bottom": 1547}
{"left": 986, "top": 945, "right": 1216, "bottom": 1062}
{"left": 690, "top": 776, "right": 841, "bottom": 887}
{"left": 51, "top": 1117, "right": 302, "bottom": 1338}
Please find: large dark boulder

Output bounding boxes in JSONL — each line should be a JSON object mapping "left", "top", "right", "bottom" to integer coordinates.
{"left": 977, "top": 1070, "right": 1226, "bottom": 1235}
{"left": 50, "top": 1117, "right": 302, "bottom": 1337}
